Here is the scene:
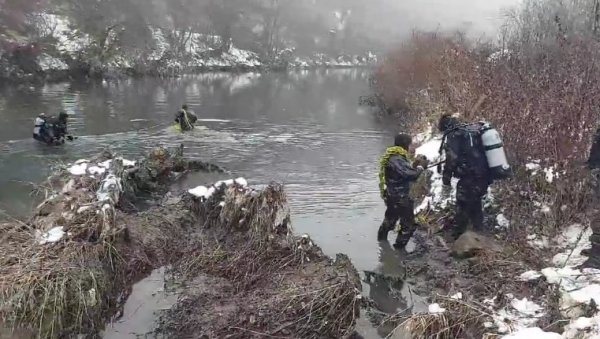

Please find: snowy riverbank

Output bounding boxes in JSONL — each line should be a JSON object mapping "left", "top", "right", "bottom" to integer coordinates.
{"left": 394, "top": 131, "right": 600, "bottom": 339}
{"left": 1, "top": 14, "right": 377, "bottom": 82}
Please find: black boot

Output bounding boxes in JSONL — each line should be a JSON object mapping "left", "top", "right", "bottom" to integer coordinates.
{"left": 394, "top": 224, "right": 417, "bottom": 250}
{"left": 377, "top": 223, "right": 391, "bottom": 241}
{"left": 393, "top": 234, "right": 411, "bottom": 250}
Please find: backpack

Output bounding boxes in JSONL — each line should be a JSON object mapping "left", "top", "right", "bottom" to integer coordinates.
{"left": 440, "top": 123, "right": 489, "bottom": 180}
{"left": 441, "top": 122, "right": 512, "bottom": 181}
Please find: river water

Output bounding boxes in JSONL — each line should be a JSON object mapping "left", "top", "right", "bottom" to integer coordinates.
{"left": 0, "top": 70, "right": 424, "bottom": 338}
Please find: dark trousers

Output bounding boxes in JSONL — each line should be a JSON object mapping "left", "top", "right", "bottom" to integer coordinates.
{"left": 378, "top": 198, "right": 416, "bottom": 246}
{"left": 454, "top": 178, "right": 488, "bottom": 237}
{"left": 585, "top": 170, "right": 600, "bottom": 267}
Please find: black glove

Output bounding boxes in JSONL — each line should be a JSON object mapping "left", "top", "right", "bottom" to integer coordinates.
{"left": 66, "top": 135, "right": 74, "bottom": 141}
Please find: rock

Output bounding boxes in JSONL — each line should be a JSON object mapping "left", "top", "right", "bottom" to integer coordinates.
{"left": 451, "top": 231, "right": 501, "bottom": 258}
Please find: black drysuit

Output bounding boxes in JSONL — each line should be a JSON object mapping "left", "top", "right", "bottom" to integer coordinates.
{"left": 584, "top": 128, "right": 600, "bottom": 268}
{"left": 378, "top": 148, "right": 422, "bottom": 247}
{"left": 442, "top": 127, "right": 491, "bottom": 237}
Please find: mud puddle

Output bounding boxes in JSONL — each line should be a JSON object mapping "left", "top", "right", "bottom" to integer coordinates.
{"left": 102, "top": 267, "right": 178, "bottom": 339}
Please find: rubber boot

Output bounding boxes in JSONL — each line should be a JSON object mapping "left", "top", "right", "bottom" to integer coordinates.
{"left": 393, "top": 234, "right": 411, "bottom": 250}
{"left": 377, "top": 222, "right": 391, "bottom": 241}
{"left": 393, "top": 224, "right": 417, "bottom": 250}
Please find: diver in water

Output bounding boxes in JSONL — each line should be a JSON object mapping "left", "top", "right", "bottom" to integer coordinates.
{"left": 33, "top": 112, "right": 73, "bottom": 145}
{"left": 33, "top": 113, "right": 49, "bottom": 143}
{"left": 174, "top": 104, "right": 198, "bottom": 132}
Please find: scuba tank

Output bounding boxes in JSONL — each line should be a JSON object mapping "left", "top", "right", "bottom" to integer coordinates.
{"left": 439, "top": 121, "right": 512, "bottom": 181}
{"left": 479, "top": 122, "right": 512, "bottom": 180}
{"left": 33, "top": 117, "right": 45, "bottom": 135}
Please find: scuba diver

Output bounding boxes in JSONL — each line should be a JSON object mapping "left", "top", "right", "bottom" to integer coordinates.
{"left": 33, "top": 112, "right": 73, "bottom": 145}
{"left": 33, "top": 113, "right": 48, "bottom": 143}
{"left": 378, "top": 133, "right": 424, "bottom": 250}
{"left": 174, "top": 104, "right": 198, "bottom": 132}
{"left": 438, "top": 114, "right": 511, "bottom": 238}
{"left": 583, "top": 127, "right": 600, "bottom": 269}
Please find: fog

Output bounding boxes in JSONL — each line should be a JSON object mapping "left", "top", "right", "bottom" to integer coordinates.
{"left": 384, "top": 0, "right": 521, "bottom": 37}
{"left": 0, "top": 0, "right": 524, "bottom": 68}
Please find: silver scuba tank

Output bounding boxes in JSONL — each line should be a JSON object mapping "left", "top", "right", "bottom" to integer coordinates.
{"left": 480, "top": 122, "right": 511, "bottom": 179}
{"left": 33, "top": 117, "right": 45, "bottom": 135}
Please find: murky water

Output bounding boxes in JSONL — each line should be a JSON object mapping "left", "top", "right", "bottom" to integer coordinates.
{"left": 0, "top": 70, "right": 421, "bottom": 337}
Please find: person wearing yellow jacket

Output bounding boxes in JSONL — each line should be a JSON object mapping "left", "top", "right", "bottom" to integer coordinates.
{"left": 378, "top": 133, "right": 424, "bottom": 249}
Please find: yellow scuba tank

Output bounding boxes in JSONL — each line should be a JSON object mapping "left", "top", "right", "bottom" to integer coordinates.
{"left": 173, "top": 123, "right": 182, "bottom": 133}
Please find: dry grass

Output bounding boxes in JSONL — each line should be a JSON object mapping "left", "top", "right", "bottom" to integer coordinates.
{"left": 0, "top": 147, "right": 198, "bottom": 338}
{"left": 0, "top": 223, "right": 124, "bottom": 338}
{"left": 385, "top": 296, "right": 495, "bottom": 339}
{"left": 167, "top": 183, "right": 362, "bottom": 338}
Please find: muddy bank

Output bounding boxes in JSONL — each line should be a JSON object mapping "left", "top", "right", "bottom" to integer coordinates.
{"left": 362, "top": 134, "right": 600, "bottom": 339}
{"left": 156, "top": 182, "right": 362, "bottom": 338}
{"left": 0, "top": 145, "right": 363, "bottom": 338}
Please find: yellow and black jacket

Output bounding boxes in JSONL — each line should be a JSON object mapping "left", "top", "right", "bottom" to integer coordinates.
{"left": 379, "top": 146, "right": 420, "bottom": 200}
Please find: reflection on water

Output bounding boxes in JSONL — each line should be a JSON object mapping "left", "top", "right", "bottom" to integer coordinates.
{"left": 0, "top": 69, "right": 422, "bottom": 337}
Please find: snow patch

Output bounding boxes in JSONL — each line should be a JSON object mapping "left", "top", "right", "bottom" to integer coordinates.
{"left": 69, "top": 162, "right": 88, "bottom": 175}
{"left": 525, "top": 162, "right": 541, "bottom": 173}
{"left": 428, "top": 303, "right": 446, "bottom": 314}
{"left": 188, "top": 177, "right": 249, "bottom": 200}
{"left": 37, "top": 226, "right": 66, "bottom": 244}
{"left": 496, "top": 214, "right": 510, "bottom": 229}
{"left": 69, "top": 158, "right": 135, "bottom": 177}
{"left": 501, "top": 327, "right": 561, "bottom": 339}
{"left": 188, "top": 186, "right": 209, "bottom": 199}
{"left": 519, "top": 271, "right": 542, "bottom": 281}
{"left": 552, "top": 224, "right": 592, "bottom": 267}
{"left": 490, "top": 297, "right": 545, "bottom": 334}
{"left": 527, "top": 234, "right": 550, "bottom": 249}
{"left": 544, "top": 167, "right": 556, "bottom": 183}
{"left": 38, "top": 54, "right": 69, "bottom": 72}
{"left": 97, "top": 174, "right": 123, "bottom": 204}
{"left": 414, "top": 137, "right": 458, "bottom": 214}
{"left": 87, "top": 166, "right": 106, "bottom": 176}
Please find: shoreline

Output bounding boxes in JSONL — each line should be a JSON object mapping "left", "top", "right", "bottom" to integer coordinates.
{"left": 0, "top": 63, "right": 374, "bottom": 85}
{"left": 0, "top": 146, "right": 364, "bottom": 338}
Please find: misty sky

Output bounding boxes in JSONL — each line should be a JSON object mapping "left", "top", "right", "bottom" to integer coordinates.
{"left": 375, "top": 0, "right": 522, "bottom": 40}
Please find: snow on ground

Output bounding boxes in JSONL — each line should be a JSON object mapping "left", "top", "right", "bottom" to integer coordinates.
{"left": 33, "top": 13, "right": 376, "bottom": 74}
{"left": 37, "top": 226, "right": 66, "bottom": 245}
{"left": 414, "top": 137, "right": 458, "bottom": 214}
{"left": 39, "top": 14, "right": 91, "bottom": 55}
{"left": 451, "top": 292, "right": 463, "bottom": 300}
{"left": 428, "top": 303, "right": 446, "bottom": 314}
{"left": 69, "top": 158, "right": 135, "bottom": 177}
{"left": 504, "top": 223, "right": 600, "bottom": 338}
{"left": 519, "top": 271, "right": 542, "bottom": 281}
{"left": 525, "top": 160, "right": 557, "bottom": 183}
{"left": 489, "top": 297, "right": 546, "bottom": 334}
{"left": 527, "top": 234, "right": 551, "bottom": 249}
{"left": 38, "top": 54, "right": 69, "bottom": 72}
{"left": 502, "top": 327, "right": 561, "bottom": 339}
{"left": 68, "top": 162, "right": 88, "bottom": 176}
{"left": 97, "top": 174, "right": 123, "bottom": 204}
{"left": 496, "top": 214, "right": 511, "bottom": 229}
{"left": 188, "top": 178, "right": 249, "bottom": 200}
{"left": 413, "top": 134, "right": 600, "bottom": 338}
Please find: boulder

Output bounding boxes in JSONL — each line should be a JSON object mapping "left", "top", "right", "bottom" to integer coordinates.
{"left": 451, "top": 231, "right": 501, "bottom": 258}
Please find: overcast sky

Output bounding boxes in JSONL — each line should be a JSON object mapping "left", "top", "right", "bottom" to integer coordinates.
{"left": 371, "top": 0, "right": 522, "bottom": 41}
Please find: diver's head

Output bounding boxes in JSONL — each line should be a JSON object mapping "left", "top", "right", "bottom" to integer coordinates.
{"left": 394, "top": 133, "right": 412, "bottom": 149}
